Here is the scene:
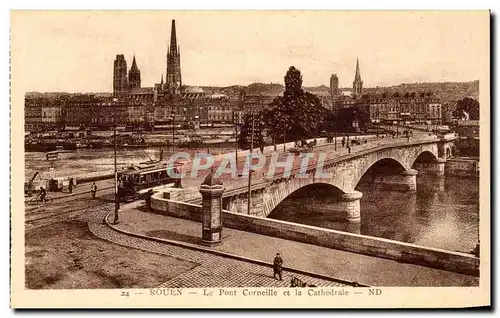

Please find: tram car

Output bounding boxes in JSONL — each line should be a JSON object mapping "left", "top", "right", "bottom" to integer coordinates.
{"left": 117, "top": 161, "right": 182, "bottom": 202}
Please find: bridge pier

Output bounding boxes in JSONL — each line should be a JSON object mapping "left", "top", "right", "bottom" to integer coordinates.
{"left": 330, "top": 190, "right": 363, "bottom": 222}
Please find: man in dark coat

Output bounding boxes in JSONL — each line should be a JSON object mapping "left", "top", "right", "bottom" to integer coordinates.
{"left": 68, "top": 178, "right": 74, "bottom": 194}
{"left": 273, "top": 253, "right": 283, "bottom": 280}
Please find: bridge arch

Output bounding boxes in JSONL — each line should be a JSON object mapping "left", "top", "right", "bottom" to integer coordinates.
{"left": 266, "top": 182, "right": 362, "bottom": 222}
{"left": 267, "top": 183, "right": 344, "bottom": 217}
{"left": 411, "top": 150, "right": 439, "bottom": 167}
{"left": 354, "top": 157, "right": 408, "bottom": 190}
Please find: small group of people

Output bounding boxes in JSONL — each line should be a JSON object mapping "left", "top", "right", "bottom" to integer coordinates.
{"left": 294, "top": 138, "right": 317, "bottom": 150}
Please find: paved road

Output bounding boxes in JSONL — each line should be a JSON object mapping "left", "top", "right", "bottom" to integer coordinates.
{"left": 86, "top": 206, "right": 348, "bottom": 288}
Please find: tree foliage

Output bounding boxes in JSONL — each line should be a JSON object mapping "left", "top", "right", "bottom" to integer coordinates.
{"left": 455, "top": 97, "right": 479, "bottom": 120}
{"left": 238, "top": 66, "right": 329, "bottom": 149}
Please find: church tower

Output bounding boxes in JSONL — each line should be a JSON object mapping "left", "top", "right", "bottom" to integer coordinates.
{"left": 113, "top": 54, "right": 128, "bottom": 96}
{"left": 166, "top": 19, "right": 182, "bottom": 95}
{"left": 128, "top": 55, "right": 141, "bottom": 89}
{"left": 330, "top": 74, "right": 339, "bottom": 97}
{"left": 353, "top": 58, "right": 363, "bottom": 98}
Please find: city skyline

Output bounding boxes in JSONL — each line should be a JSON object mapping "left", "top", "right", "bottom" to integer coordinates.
{"left": 12, "top": 11, "right": 487, "bottom": 93}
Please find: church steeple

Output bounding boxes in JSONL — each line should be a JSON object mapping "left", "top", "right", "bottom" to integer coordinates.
{"left": 353, "top": 58, "right": 363, "bottom": 98}
{"left": 131, "top": 55, "right": 139, "bottom": 71}
{"left": 128, "top": 55, "right": 141, "bottom": 89}
{"left": 354, "top": 58, "right": 361, "bottom": 81}
{"left": 170, "top": 20, "right": 178, "bottom": 55}
{"left": 166, "top": 19, "right": 182, "bottom": 95}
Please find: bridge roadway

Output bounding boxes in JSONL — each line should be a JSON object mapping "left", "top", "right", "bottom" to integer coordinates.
{"left": 172, "top": 131, "right": 444, "bottom": 200}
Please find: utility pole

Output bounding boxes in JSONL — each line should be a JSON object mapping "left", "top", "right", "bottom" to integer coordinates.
{"left": 172, "top": 109, "right": 176, "bottom": 157}
{"left": 112, "top": 98, "right": 120, "bottom": 224}
{"left": 247, "top": 102, "right": 255, "bottom": 215}
{"left": 233, "top": 108, "right": 238, "bottom": 165}
{"left": 283, "top": 124, "right": 286, "bottom": 152}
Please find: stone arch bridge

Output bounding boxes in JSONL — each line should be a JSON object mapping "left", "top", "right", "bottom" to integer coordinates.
{"left": 219, "top": 136, "right": 456, "bottom": 223}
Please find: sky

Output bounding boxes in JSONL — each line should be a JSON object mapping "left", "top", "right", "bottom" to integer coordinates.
{"left": 11, "top": 10, "right": 489, "bottom": 92}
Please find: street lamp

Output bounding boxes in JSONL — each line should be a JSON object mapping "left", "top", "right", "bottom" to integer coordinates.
{"left": 170, "top": 110, "right": 176, "bottom": 157}
{"left": 247, "top": 102, "right": 255, "bottom": 215}
{"left": 112, "top": 98, "right": 120, "bottom": 224}
{"left": 233, "top": 108, "right": 239, "bottom": 165}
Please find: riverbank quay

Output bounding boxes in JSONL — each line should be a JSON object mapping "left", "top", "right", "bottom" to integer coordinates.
{"left": 25, "top": 178, "right": 115, "bottom": 205}
{"left": 105, "top": 205, "right": 478, "bottom": 287}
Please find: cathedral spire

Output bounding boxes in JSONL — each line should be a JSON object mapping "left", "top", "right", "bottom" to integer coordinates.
{"left": 170, "top": 19, "right": 177, "bottom": 55}
{"left": 161, "top": 73, "right": 164, "bottom": 85}
{"left": 354, "top": 57, "right": 361, "bottom": 81}
{"left": 166, "top": 19, "right": 182, "bottom": 95}
{"left": 353, "top": 57, "right": 363, "bottom": 98}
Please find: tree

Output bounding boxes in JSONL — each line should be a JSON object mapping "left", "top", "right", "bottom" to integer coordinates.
{"left": 238, "top": 66, "right": 328, "bottom": 148}
{"left": 237, "top": 111, "right": 267, "bottom": 150}
{"left": 456, "top": 97, "right": 479, "bottom": 120}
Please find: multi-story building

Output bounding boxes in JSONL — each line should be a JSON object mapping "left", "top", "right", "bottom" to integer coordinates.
{"left": 366, "top": 92, "right": 442, "bottom": 124}
{"left": 239, "top": 93, "right": 275, "bottom": 115}
{"left": 25, "top": 96, "right": 64, "bottom": 131}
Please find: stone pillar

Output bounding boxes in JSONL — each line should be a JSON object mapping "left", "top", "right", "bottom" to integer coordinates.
{"left": 401, "top": 169, "right": 418, "bottom": 191}
{"left": 340, "top": 191, "right": 363, "bottom": 222}
{"left": 435, "top": 158, "right": 446, "bottom": 176}
{"left": 199, "top": 172, "right": 224, "bottom": 247}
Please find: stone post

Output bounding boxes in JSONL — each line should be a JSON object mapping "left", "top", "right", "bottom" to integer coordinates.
{"left": 199, "top": 171, "right": 224, "bottom": 247}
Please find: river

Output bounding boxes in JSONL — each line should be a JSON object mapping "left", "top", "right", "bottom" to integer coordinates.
{"left": 269, "top": 174, "right": 479, "bottom": 254}
{"left": 24, "top": 146, "right": 234, "bottom": 180}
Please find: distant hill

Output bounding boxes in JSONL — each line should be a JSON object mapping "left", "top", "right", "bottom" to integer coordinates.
{"left": 201, "top": 83, "right": 284, "bottom": 97}
{"left": 364, "top": 81, "right": 479, "bottom": 102}
{"left": 203, "top": 80, "right": 478, "bottom": 102}
{"left": 26, "top": 80, "right": 478, "bottom": 103}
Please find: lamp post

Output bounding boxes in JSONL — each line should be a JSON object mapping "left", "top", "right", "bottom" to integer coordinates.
{"left": 247, "top": 103, "right": 255, "bottom": 215}
{"left": 283, "top": 122, "right": 287, "bottom": 152}
{"left": 334, "top": 132, "right": 337, "bottom": 151}
{"left": 171, "top": 110, "right": 176, "bottom": 157}
{"left": 112, "top": 98, "right": 120, "bottom": 224}
{"left": 233, "top": 108, "right": 238, "bottom": 165}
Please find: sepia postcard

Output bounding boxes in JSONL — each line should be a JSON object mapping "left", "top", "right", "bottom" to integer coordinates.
{"left": 10, "top": 10, "right": 490, "bottom": 308}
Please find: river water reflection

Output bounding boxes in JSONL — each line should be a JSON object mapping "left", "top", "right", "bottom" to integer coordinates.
{"left": 270, "top": 175, "right": 479, "bottom": 253}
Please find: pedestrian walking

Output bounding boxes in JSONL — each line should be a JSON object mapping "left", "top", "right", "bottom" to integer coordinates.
{"left": 145, "top": 189, "right": 154, "bottom": 210}
{"left": 273, "top": 253, "right": 283, "bottom": 280}
{"left": 90, "top": 182, "right": 97, "bottom": 199}
{"left": 68, "top": 177, "right": 74, "bottom": 194}
{"left": 341, "top": 137, "right": 345, "bottom": 148}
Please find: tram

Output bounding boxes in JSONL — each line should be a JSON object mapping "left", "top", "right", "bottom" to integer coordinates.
{"left": 117, "top": 161, "right": 182, "bottom": 202}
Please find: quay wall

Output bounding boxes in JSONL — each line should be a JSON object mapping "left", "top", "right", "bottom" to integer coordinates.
{"left": 151, "top": 194, "right": 479, "bottom": 276}
{"left": 445, "top": 158, "right": 479, "bottom": 177}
